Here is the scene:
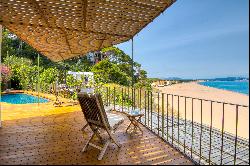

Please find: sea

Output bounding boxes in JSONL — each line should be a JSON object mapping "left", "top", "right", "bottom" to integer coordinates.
{"left": 199, "top": 81, "right": 249, "bottom": 95}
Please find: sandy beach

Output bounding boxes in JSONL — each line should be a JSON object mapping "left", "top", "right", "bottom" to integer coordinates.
{"left": 156, "top": 82, "right": 249, "bottom": 139}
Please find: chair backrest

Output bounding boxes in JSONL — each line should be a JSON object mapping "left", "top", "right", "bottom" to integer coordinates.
{"left": 78, "top": 93, "right": 111, "bottom": 130}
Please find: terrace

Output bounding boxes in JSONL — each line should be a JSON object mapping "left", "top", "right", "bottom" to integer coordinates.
{"left": 1, "top": 87, "right": 249, "bottom": 165}
{"left": 0, "top": 0, "right": 249, "bottom": 165}
{"left": 0, "top": 108, "right": 193, "bottom": 165}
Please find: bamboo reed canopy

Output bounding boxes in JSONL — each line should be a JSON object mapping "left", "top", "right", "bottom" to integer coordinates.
{"left": 0, "top": 0, "right": 176, "bottom": 62}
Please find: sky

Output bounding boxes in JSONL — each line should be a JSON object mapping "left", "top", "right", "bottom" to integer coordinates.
{"left": 116, "top": 0, "right": 249, "bottom": 79}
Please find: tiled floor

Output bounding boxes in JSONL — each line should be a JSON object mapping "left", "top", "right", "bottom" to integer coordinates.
{"left": 0, "top": 111, "right": 193, "bottom": 165}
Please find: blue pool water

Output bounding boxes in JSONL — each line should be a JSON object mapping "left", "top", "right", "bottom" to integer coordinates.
{"left": 1, "top": 93, "right": 49, "bottom": 104}
{"left": 199, "top": 81, "right": 249, "bottom": 95}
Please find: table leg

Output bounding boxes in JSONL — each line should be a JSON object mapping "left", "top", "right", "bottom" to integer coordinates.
{"left": 126, "top": 116, "right": 143, "bottom": 134}
{"left": 134, "top": 117, "right": 143, "bottom": 134}
{"left": 126, "top": 120, "right": 133, "bottom": 132}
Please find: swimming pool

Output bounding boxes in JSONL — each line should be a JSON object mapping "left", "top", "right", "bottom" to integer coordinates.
{"left": 1, "top": 93, "right": 49, "bottom": 104}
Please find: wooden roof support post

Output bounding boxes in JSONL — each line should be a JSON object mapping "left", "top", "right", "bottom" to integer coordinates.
{"left": 131, "top": 38, "right": 134, "bottom": 88}
{"left": 37, "top": 53, "right": 40, "bottom": 106}
{"left": 131, "top": 38, "right": 134, "bottom": 110}
{"left": 0, "top": 24, "right": 2, "bottom": 127}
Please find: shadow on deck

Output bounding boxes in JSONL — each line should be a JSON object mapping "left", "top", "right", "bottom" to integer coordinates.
{"left": 0, "top": 111, "right": 193, "bottom": 165}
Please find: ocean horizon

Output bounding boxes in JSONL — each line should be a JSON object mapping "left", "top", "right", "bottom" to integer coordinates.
{"left": 199, "top": 81, "right": 249, "bottom": 95}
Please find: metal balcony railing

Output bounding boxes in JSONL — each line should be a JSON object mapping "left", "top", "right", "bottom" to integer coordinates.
{"left": 99, "top": 86, "right": 249, "bottom": 165}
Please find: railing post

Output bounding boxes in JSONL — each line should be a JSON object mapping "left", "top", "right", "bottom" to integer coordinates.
{"left": 144, "top": 90, "right": 147, "bottom": 125}
{"left": 166, "top": 94, "right": 169, "bottom": 142}
{"left": 220, "top": 103, "right": 225, "bottom": 165}
{"left": 134, "top": 87, "right": 136, "bottom": 109}
{"left": 108, "top": 87, "right": 111, "bottom": 106}
{"left": 162, "top": 93, "right": 165, "bottom": 138}
{"left": 113, "top": 87, "right": 116, "bottom": 111}
{"left": 106, "top": 87, "right": 108, "bottom": 106}
{"left": 184, "top": 97, "right": 187, "bottom": 154}
{"left": 171, "top": 95, "right": 174, "bottom": 145}
{"left": 177, "top": 96, "right": 180, "bottom": 147}
{"left": 147, "top": 90, "right": 150, "bottom": 127}
{"left": 234, "top": 105, "right": 239, "bottom": 165}
{"left": 132, "top": 88, "right": 134, "bottom": 110}
{"left": 191, "top": 98, "right": 194, "bottom": 158}
{"left": 209, "top": 101, "right": 213, "bottom": 165}
{"left": 199, "top": 99, "right": 203, "bottom": 164}
{"left": 139, "top": 88, "right": 142, "bottom": 111}
{"left": 150, "top": 91, "right": 153, "bottom": 130}
{"left": 137, "top": 88, "right": 139, "bottom": 110}
{"left": 127, "top": 87, "right": 130, "bottom": 111}
{"left": 122, "top": 88, "right": 124, "bottom": 112}
{"left": 133, "top": 88, "right": 135, "bottom": 109}
{"left": 158, "top": 92, "right": 160, "bottom": 135}
{"left": 139, "top": 88, "right": 141, "bottom": 122}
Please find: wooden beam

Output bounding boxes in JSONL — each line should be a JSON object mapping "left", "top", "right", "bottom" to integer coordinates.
{"left": 82, "top": 0, "right": 88, "bottom": 30}
{"left": 128, "top": 0, "right": 164, "bottom": 9}
{"left": 98, "top": 34, "right": 106, "bottom": 51}
{"left": 30, "top": 0, "right": 74, "bottom": 56}
{"left": 28, "top": 0, "right": 50, "bottom": 26}
{"left": 1, "top": 21, "right": 131, "bottom": 38}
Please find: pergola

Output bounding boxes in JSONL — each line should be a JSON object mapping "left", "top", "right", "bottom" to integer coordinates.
{"left": 0, "top": 0, "right": 176, "bottom": 62}
{"left": 0, "top": 0, "right": 176, "bottom": 127}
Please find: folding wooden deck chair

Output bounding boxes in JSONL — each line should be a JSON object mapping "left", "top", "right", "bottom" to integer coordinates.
{"left": 78, "top": 93, "right": 124, "bottom": 160}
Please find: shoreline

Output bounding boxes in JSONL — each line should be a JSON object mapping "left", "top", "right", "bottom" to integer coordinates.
{"left": 157, "top": 81, "right": 249, "bottom": 106}
{"left": 156, "top": 82, "right": 249, "bottom": 139}
{"left": 197, "top": 81, "right": 249, "bottom": 97}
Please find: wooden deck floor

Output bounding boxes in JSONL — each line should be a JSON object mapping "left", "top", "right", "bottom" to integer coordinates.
{"left": 0, "top": 111, "right": 193, "bottom": 165}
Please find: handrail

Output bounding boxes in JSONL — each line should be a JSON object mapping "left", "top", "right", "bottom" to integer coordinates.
{"left": 100, "top": 85, "right": 249, "bottom": 165}
{"left": 162, "top": 93, "right": 249, "bottom": 108}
